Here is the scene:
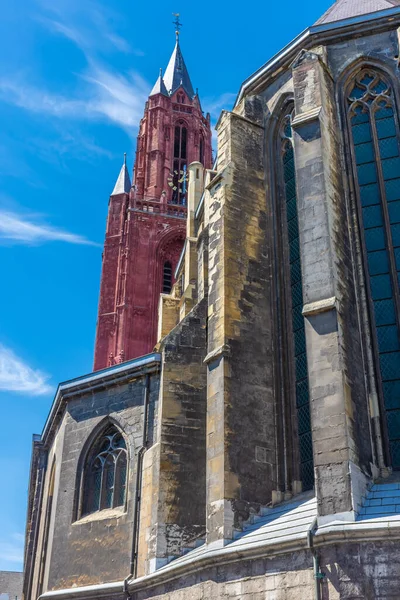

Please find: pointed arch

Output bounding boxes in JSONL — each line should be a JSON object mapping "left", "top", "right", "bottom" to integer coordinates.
{"left": 74, "top": 418, "right": 129, "bottom": 520}
{"left": 268, "top": 94, "right": 314, "bottom": 493}
{"left": 341, "top": 62, "right": 400, "bottom": 469}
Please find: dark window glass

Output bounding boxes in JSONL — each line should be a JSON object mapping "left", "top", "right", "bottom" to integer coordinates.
{"left": 199, "top": 136, "right": 204, "bottom": 164}
{"left": 280, "top": 113, "right": 314, "bottom": 491}
{"left": 171, "top": 123, "right": 188, "bottom": 205}
{"left": 163, "top": 261, "right": 173, "bottom": 293}
{"left": 83, "top": 425, "right": 127, "bottom": 516}
{"left": 348, "top": 69, "right": 400, "bottom": 468}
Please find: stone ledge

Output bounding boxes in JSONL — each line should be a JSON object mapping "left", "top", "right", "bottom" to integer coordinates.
{"left": 203, "top": 344, "right": 231, "bottom": 365}
{"left": 302, "top": 296, "right": 336, "bottom": 317}
{"left": 291, "top": 106, "right": 322, "bottom": 127}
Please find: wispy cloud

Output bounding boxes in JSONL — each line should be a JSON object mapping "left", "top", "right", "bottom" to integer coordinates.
{"left": 0, "top": 345, "right": 52, "bottom": 396}
{"left": 0, "top": 208, "right": 99, "bottom": 246}
{"left": 36, "top": 0, "right": 143, "bottom": 57}
{"left": 0, "top": 532, "right": 24, "bottom": 566}
{"left": 203, "top": 92, "right": 237, "bottom": 121}
{"left": 0, "top": 65, "right": 149, "bottom": 132}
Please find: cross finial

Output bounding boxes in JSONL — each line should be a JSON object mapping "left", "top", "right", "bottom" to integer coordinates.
{"left": 172, "top": 13, "right": 182, "bottom": 39}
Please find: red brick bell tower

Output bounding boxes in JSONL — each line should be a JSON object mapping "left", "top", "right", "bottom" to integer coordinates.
{"left": 94, "top": 31, "right": 212, "bottom": 370}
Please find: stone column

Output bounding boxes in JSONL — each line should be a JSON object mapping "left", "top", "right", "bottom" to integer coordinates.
{"left": 205, "top": 102, "right": 277, "bottom": 545}
{"left": 291, "top": 49, "right": 375, "bottom": 522}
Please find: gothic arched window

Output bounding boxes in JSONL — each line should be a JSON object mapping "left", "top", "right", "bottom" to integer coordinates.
{"left": 347, "top": 68, "right": 400, "bottom": 468}
{"left": 163, "top": 261, "right": 173, "bottom": 293}
{"left": 278, "top": 110, "right": 314, "bottom": 491}
{"left": 82, "top": 425, "right": 127, "bottom": 516}
{"left": 171, "top": 121, "right": 188, "bottom": 205}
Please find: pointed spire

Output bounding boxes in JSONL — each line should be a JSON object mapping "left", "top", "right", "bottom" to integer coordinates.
{"left": 111, "top": 153, "right": 131, "bottom": 195}
{"left": 163, "top": 37, "right": 194, "bottom": 98}
{"left": 150, "top": 68, "right": 169, "bottom": 97}
{"left": 315, "top": 0, "right": 398, "bottom": 26}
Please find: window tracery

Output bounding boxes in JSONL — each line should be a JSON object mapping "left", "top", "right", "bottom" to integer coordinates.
{"left": 347, "top": 68, "right": 400, "bottom": 467}
{"left": 82, "top": 425, "right": 127, "bottom": 516}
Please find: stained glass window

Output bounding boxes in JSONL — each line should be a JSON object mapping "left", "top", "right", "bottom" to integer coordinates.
{"left": 348, "top": 68, "right": 400, "bottom": 468}
{"left": 83, "top": 425, "right": 127, "bottom": 516}
{"left": 280, "top": 113, "right": 314, "bottom": 490}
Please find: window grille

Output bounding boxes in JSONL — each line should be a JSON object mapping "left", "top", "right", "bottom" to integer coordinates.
{"left": 280, "top": 112, "right": 314, "bottom": 490}
{"left": 347, "top": 68, "right": 400, "bottom": 468}
{"left": 83, "top": 425, "right": 127, "bottom": 515}
{"left": 163, "top": 261, "right": 173, "bottom": 293}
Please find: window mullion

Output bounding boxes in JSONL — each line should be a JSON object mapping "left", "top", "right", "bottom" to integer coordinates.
{"left": 370, "top": 109, "right": 400, "bottom": 332}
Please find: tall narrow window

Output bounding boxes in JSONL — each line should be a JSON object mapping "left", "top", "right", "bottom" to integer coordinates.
{"left": 347, "top": 68, "right": 400, "bottom": 468}
{"left": 82, "top": 425, "right": 127, "bottom": 516}
{"left": 280, "top": 112, "right": 314, "bottom": 490}
{"left": 199, "top": 135, "right": 204, "bottom": 165}
{"left": 163, "top": 261, "right": 173, "bottom": 293}
{"left": 171, "top": 121, "right": 188, "bottom": 205}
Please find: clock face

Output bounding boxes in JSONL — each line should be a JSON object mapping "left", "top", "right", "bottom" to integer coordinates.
{"left": 167, "top": 168, "right": 188, "bottom": 193}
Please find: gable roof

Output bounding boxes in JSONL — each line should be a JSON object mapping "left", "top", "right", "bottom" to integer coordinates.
{"left": 315, "top": 0, "right": 400, "bottom": 25}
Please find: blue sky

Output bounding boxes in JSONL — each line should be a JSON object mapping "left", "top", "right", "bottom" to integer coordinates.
{"left": 0, "top": 0, "right": 331, "bottom": 572}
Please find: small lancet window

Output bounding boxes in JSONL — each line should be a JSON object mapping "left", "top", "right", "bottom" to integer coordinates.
{"left": 163, "top": 261, "right": 173, "bottom": 293}
{"left": 279, "top": 111, "right": 314, "bottom": 491}
{"left": 82, "top": 425, "right": 127, "bottom": 516}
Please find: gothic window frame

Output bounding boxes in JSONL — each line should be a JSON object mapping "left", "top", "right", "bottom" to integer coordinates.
{"left": 74, "top": 422, "right": 128, "bottom": 521}
{"left": 342, "top": 61, "right": 400, "bottom": 468}
{"left": 269, "top": 98, "right": 314, "bottom": 494}
{"left": 171, "top": 119, "right": 189, "bottom": 205}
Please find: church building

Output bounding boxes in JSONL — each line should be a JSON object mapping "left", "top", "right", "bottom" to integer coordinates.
{"left": 23, "top": 1, "right": 400, "bottom": 598}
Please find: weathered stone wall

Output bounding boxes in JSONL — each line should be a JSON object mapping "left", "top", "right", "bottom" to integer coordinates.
{"left": 127, "top": 540, "right": 400, "bottom": 599}
{"left": 138, "top": 300, "right": 207, "bottom": 574}
{"left": 45, "top": 374, "right": 159, "bottom": 590}
{"left": 206, "top": 106, "right": 277, "bottom": 544}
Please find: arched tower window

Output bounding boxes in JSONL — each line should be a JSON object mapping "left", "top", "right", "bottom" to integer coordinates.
{"left": 171, "top": 121, "right": 188, "bottom": 205}
{"left": 82, "top": 424, "right": 127, "bottom": 516}
{"left": 163, "top": 261, "right": 173, "bottom": 293}
{"left": 278, "top": 110, "right": 314, "bottom": 491}
{"left": 347, "top": 68, "right": 400, "bottom": 468}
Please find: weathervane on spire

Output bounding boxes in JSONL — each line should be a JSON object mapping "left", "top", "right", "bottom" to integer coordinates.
{"left": 172, "top": 13, "right": 182, "bottom": 38}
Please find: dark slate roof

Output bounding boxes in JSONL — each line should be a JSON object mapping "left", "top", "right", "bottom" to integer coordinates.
{"left": 150, "top": 71, "right": 169, "bottom": 97}
{"left": 111, "top": 157, "right": 131, "bottom": 195}
{"left": 315, "top": 0, "right": 400, "bottom": 25}
{"left": 163, "top": 38, "right": 195, "bottom": 98}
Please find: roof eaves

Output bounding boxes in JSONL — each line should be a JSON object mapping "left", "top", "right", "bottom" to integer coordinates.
{"left": 41, "top": 353, "right": 161, "bottom": 443}
{"left": 234, "top": 29, "right": 310, "bottom": 107}
{"left": 235, "top": 6, "right": 400, "bottom": 108}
